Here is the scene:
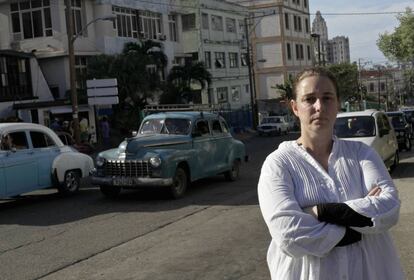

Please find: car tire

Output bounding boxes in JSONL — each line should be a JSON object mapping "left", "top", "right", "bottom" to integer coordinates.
{"left": 225, "top": 160, "right": 240, "bottom": 182}
{"left": 405, "top": 137, "right": 412, "bottom": 151}
{"left": 100, "top": 185, "right": 121, "bottom": 198}
{"left": 170, "top": 167, "right": 188, "bottom": 199}
{"left": 390, "top": 151, "right": 399, "bottom": 173}
{"left": 58, "top": 170, "right": 80, "bottom": 195}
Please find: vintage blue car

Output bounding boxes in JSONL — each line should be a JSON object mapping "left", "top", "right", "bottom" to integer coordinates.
{"left": 92, "top": 111, "right": 247, "bottom": 198}
{"left": 0, "top": 123, "right": 94, "bottom": 198}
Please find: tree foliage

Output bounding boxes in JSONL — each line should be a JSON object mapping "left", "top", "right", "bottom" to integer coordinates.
{"left": 325, "top": 63, "right": 359, "bottom": 101}
{"left": 377, "top": 8, "right": 414, "bottom": 62}
{"left": 161, "top": 62, "right": 212, "bottom": 104}
{"left": 87, "top": 41, "right": 167, "bottom": 131}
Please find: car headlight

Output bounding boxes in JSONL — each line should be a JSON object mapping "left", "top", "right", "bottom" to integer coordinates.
{"left": 96, "top": 156, "right": 105, "bottom": 167}
{"left": 149, "top": 156, "right": 162, "bottom": 168}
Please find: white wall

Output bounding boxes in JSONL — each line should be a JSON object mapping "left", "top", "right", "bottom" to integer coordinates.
{"left": 258, "top": 73, "right": 284, "bottom": 100}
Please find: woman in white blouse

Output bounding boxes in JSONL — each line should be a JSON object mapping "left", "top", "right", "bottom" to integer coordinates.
{"left": 258, "top": 67, "right": 404, "bottom": 280}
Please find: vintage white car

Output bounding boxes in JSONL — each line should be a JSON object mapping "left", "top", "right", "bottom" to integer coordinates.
{"left": 257, "top": 116, "right": 290, "bottom": 136}
{"left": 0, "top": 123, "right": 94, "bottom": 198}
{"left": 335, "top": 110, "right": 399, "bottom": 171}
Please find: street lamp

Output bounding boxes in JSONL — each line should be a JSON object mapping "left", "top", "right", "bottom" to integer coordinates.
{"left": 65, "top": 0, "right": 115, "bottom": 143}
{"left": 311, "top": 33, "right": 321, "bottom": 66}
{"left": 377, "top": 67, "right": 381, "bottom": 110}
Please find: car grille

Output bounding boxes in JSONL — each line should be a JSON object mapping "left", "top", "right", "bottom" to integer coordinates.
{"left": 104, "top": 160, "right": 152, "bottom": 177}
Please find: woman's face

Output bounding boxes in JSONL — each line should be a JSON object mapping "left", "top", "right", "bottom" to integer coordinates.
{"left": 291, "top": 75, "right": 339, "bottom": 134}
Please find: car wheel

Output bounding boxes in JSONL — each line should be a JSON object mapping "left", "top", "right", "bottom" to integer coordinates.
{"left": 225, "top": 160, "right": 240, "bottom": 182}
{"left": 170, "top": 167, "right": 188, "bottom": 199}
{"left": 405, "top": 137, "right": 412, "bottom": 151}
{"left": 390, "top": 151, "right": 399, "bottom": 173}
{"left": 100, "top": 185, "right": 121, "bottom": 198}
{"left": 58, "top": 170, "right": 80, "bottom": 195}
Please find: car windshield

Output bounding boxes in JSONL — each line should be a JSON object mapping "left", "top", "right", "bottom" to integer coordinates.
{"left": 334, "top": 116, "right": 376, "bottom": 138}
{"left": 262, "top": 117, "right": 281, "bottom": 124}
{"left": 139, "top": 118, "right": 191, "bottom": 135}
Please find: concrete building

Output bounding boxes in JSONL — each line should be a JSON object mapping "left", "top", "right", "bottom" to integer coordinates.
{"left": 327, "top": 36, "right": 350, "bottom": 64}
{"left": 311, "top": 11, "right": 350, "bottom": 65}
{"left": 226, "top": 0, "right": 313, "bottom": 115}
{"left": 0, "top": 0, "right": 250, "bottom": 129}
{"left": 311, "top": 10, "right": 328, "bottom": 64}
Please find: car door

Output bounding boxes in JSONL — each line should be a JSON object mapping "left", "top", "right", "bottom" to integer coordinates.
{"left": 192, "top": 119, "right": 214, "bottom": 178}
{"left": 210, "top": 118, "right": 229, "bottom": 172}
{"left": 29, "top": 130, "right": 60, "bottom": 187}
{"left": 377, "top": 114, "right": 395, "bottom": 161}
{"left": 2, "top": 130, "right": 38, "bottom": 197}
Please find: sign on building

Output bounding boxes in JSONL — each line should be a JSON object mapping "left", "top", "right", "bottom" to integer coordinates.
{"left": 87, "top": 78, "right": 119, "bottom": 105}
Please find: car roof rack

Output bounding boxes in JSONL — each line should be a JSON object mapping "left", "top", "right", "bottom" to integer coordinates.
{"left": 143, "top": 104, "right": 230, "bottom": 115}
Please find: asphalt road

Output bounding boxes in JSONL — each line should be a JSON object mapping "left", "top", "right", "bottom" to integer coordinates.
{"left": 0, "top": 134, "right": 413, "bottom": 280}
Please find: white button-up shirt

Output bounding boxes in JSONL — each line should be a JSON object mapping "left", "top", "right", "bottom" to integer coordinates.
{"left": 258, "top": 137, "right": 404, "bottom": 280}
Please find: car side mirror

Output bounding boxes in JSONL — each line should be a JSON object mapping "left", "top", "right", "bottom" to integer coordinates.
{"left": 131, "top": 131, "right": 138, "bottom": 137}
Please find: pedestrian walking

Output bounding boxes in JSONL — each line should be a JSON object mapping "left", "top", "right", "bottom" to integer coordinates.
{"left": 258, "top": 67, "right": 404, "bottom": 279}
{"left": 100, "top": 116, "right": 110, "bottom": 146}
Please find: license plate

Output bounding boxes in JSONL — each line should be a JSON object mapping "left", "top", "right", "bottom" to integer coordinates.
{"left": 113, "top": 177, "right": 135, "bottom": 186}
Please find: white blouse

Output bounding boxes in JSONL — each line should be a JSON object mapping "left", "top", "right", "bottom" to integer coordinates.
{"left": 258, "top": 137, "right": 404, "bottom": 280}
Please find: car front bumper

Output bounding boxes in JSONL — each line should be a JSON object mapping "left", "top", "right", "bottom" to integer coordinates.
{"left": 91, "top": 176, "right": 174, "bottom": 187}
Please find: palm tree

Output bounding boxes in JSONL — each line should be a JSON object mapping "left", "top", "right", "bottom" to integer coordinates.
{"left": 166, "top": 62, "right": 212, "bottom": 103}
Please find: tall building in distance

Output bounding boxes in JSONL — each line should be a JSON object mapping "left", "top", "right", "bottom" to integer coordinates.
{"left": 311, "top": 11, "right": 350, "bottom": 64}
{"left": 311, "top": 11, "right": 328, "bottom": 64}
{"left": 327, "top": 36, "right": 350, "bottom": 64}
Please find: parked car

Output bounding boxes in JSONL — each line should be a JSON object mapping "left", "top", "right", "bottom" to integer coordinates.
{"left": 0, "top": 123, "right": 94, "bottom": 198}
{"left": 401, "top": 108, "right": 414, "bottom": 136}
{"left": 56, "top": 131, "right": 95, "bottom": 155}
{"left": 386, "top": 111, "right": 412, "bottom": 151}
{"left": 257, "top": 116, "right": 289, "bottom": 136}
{"left": 91, "top": 111, "right": 247, "bottom": 199}
{"left": 334, "top": 110, "right": 399, "bottom": 171}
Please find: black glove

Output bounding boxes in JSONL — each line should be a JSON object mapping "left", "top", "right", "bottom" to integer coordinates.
{"left": 317, "top": 203, "right": 373, "bottom": 227}
{"left": 336, "top": 227, "right": 362, "bottom": 247}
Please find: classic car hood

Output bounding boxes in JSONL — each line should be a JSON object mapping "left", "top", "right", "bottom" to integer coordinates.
{"left": 125, "top": 134, "right": 191, "bottom": 154}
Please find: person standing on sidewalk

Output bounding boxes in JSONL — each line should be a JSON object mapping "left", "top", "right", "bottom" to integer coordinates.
{"left": 100, "top": 116, "right": 110, "bottom": 147}
{"left": 258, "top": 67, "right": 404, "bottom": 280}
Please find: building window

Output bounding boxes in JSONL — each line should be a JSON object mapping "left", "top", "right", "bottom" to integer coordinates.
{"left": 241, "top": 53, "right": 248, "bottom": 66}
{"left": 112, "top": 6, "right": 139, "bottom": 38}
{"left": 168, "top": 15, "right": 177, "bottom": 41}
{"left": 139, "top": 10, "right": 163, "bottom": 40}
{"left": 304, "top": 0, "right": 307, "bottom": 8}
{"left": 217, "top": 87, "right": 228, "bottom": 103}
{"left": 284, "top": 13, "right": 289, "bottom": 30}
{"left": 380, "top": 82, "right": 385, "bottom": 91}
{"left": 211, "top": 15, "right": 223, "bottom": 31}
{"left": 229, "top": 52, "right": 238, "bottom": 68}
{"left": 369, "top": 83, "right": 374, "bottom": 92}
{"left": 295, "top": 44, "right": 300, "bottom": 60}
{"left": 10, "top": 0, "right": 52, "bottom": 40}
{"left": 182, "top": 14, "right": 196, "bottom": 31}
{"left": 204, "top": 51, "right": 211, "bottom": 69}
{"left": 71, "top": 0, "right": 83, "bottom": 36}
{"left": 287, "top": 43, "right": 292, "bottom": 60}
{"left": 0, "top": 56, "right": 33, "bottom": 101}
{"left": 300, "top": 44, "right": 304, "bottom": 59}
{"left": 305, "top": 18, "right": 309, "bottom": 33}
{"left": 202, "top": 13, "right": 209, "bottom": 29}
{"left": 75, "top": 56, "right": 88, "bottom": 89}
{"left": 297, "top": 16, "right": 302, "bottom": 32}
{"left": 231, "top": 86, "right": 241, "bottom": 102}
{"left": 215, "top": 52, "right": 225, "bottom": 68}
{"left": 245, "top": 84, "right": 250, "bottom": 95}
{"left": 226, "top": 18, "right": 236, "bottom": 33}
{"left": 307, "top": 45, "right": 311, "bottom": 60}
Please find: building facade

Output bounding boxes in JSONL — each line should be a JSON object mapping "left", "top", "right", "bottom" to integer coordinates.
{"left": 327, "top": 36, "right": 350, "bottom": 64}
{"left": 311, "top": 10, "right": 328, "bottom": 65}
{"left": 227, "top": 0, "right": 313, "bottom": 115}
{"left": 0, "top": 0, "right": 250, "bottom": 128}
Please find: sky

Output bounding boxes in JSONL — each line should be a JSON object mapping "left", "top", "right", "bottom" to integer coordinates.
{"left": 309, "top": 0, "right": 414, "bottom": 65}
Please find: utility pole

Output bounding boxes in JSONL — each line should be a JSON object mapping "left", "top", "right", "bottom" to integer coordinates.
{"left": 65, "top": 0, "right": 80, "bottom": 144}
{"left": 244, "top": 17, "right": 258, "bottom": 129}
{"left": 377, "top": 67, "right": 381, "bottom": 110}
